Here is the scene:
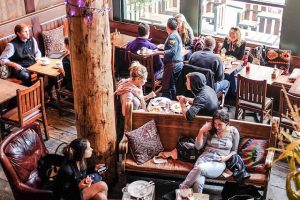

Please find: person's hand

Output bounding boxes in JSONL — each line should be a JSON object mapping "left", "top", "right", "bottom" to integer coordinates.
{"left": 58, "top": 67, "right": 65, "bottom": 76}
{"left": 216, "top": 156, "right": 226, "bottom": 162}
{"left": 15, "top": 64, "right": 23, "bottom": 71}
{"left": 176, "top": 95, "right": 185, "bottom": 101}
{"left": 148, "top": 91, "right": 156, "bottom": 99}
{"left": 79, "top": 176, "right": 92, "bottom": 189}
{"left": 179, "top": 97, "right": 186, "bottom": 105}
{"left": 200, "top": 122, "right": 212, "bottom": 133}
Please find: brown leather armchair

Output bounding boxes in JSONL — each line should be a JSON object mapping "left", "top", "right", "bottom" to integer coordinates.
{"left": 0, "top": 123, "right": 53, "bottom": 200}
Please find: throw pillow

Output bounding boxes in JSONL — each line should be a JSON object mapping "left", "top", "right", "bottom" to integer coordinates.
{"left": 42, "top": 25, "right": 65, "bottom": 56}
{"left": 126, "top": 120, "right": 164, "bottom": 165}
{"left": 265, "top": 47, "right": 291, "bottom": 75}
{"left": 238, "top": 137, "right": 268, "bottom": 173}
{"left": 0, "top": 64, "right": 11, "bottom": 79}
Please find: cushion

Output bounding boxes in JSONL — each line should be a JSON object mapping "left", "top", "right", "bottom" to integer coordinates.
{"left": 42, "top": 25, "right": 65, "bottom": 56}
{"left": 265, "top": 48, "right": 291, "bottom": 74}
{"left": 126, "top": 120, "right": 164, "bottom": 165}
{"left": 238, "top": 138, "right": 267, "bottom": 173}
{"left": 0, "top": 64, "right": 11, "bottom": 79}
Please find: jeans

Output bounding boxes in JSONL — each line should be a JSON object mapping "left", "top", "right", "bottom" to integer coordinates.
{"left": 225, "top": 65, "right": 243, "bottom": 96}
{"left": 182, "top": 154, "right": 226, "bottom": 193}
{"left": 13, "top": 68, "right": 32, "bottom": 86}
{"left": 214, "top": 79, "right": 230, "bottom": 96}
{"left": 162, "top": 62, "right": 183, "bottom": 100}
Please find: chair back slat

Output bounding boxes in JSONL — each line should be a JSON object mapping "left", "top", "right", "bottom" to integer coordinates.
{"left": 127, "top": 51, "right": 155, "bottom": 90}
{"left": 17, "top": 78, "right": 44, "bottom": 123}
{"left": 279, "top": 90, "right": 300, "bottom": 121}
{"left": 238, "top": 74, "right": 267, "bottom": 105}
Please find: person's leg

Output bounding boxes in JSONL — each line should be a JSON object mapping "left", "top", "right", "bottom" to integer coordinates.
{"left": 214, "top": 80, "right": 230, "bottom": 96}
{"left": 225, "top": 66, "right": 242, "bottom": 96}
{"left": 161, "top": 63, "right": 174, "bottom": 99}
{"left": 83, "top": 181, "right": 108, "bottom": 200}
{"left": 169, "top": 63, "right": 183, "bottom": 100}
{"left": 15, "top": 69, "right": 32, "bottom": 86}
{"left": 182, "top": 161, "right": 225, "bottom": 192}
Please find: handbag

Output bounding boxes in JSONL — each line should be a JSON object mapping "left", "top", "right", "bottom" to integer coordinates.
{"left": 177, "top": 136, "right": 202, "bottom": 163}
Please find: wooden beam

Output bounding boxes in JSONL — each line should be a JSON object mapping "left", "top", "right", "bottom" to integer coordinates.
{"left": 67, "top": 0, "right": 116, "bottom": 184}
{"left": 24, "top": 0, "right": 36, "bottom": 14}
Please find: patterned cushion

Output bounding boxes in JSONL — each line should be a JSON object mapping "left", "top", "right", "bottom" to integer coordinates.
{"left": 0, "top": 65, "right": 11, "bottom": 79}
{"left": 126, "top": 120, "right": 164, "bottom": 165}
{"left": 238, "top": 138, "right": 267, "bottom": 173}
{"left": 265, "top": 48, "right": 291, "bottom": 74}
{"left": 42, "top": 25, "right": 65, "bottom": 56}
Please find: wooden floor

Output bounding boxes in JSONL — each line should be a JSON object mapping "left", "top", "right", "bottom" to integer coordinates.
{"left": 0, "top": 106, "right": 290, "bottom": 200}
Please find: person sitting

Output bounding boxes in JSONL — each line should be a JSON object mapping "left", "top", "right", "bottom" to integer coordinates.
{"left": 115, "top": 61, "right": 155, "bottom": 116}
{"left": 221, "top": 27, "right": 246, "bottom": 60}
{"left": 174, "top": 13, "right": 194, "bottom": 60}
{"left": 53, "top": 138, "right": 108, "bottom": 200}
{"left": 126, "top": 22, "right": 163, "bottom": 79}
{"left": 177, "top": 72, "right": 218, "bottom": 120}
{"left": 189, "top": 36, "right": 230, "bottom": 96}
{"left": 0, "top": 23, "right": 41, "bottom": 86}
{"left": 180, "top": 109, "right": 240, "bottom": 193}
{"left": 60, "top": 37, "right": 73, "bottom": 91}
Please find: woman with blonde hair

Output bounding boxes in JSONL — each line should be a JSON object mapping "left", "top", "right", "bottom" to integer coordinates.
{"left": 115, "top": 61, "right": 155, "bottom": 116}
{"left": 174, "top": 13, "right": 194, "bottom": 50}
{"left": 221, "top": 26, "right": 246, "bottom": 60}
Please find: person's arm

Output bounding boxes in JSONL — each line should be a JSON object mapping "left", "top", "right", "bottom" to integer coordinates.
{"left": 32, "top": 37, "right": 41, "bottom": 59}
{"left": 215, "top": 57, "right": 224, "bottom": 82}
{"left": 164, "top": 36, "right": 177, "bottom": 58}
{"left": 195, "top": 122, "right": 212, "bottom": 150}
{"left": 186, "top": 28, "right": 194, "bottom": 49}
{"left": 185, "top": 96, "right": 206, "bottom": 121}
{"left": 0, "top": 43, "right": 23, "bottom": 71}
{"left": 144, "top": 91, "right": 156, "bottom": 101}
{"left": 121, "top": 93, "right": 133, "bottom": 116}
{"left": 235, "top": 41, "right": 246, "bottom": 60}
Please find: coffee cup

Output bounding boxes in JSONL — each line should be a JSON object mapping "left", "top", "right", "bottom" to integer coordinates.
{"left": 56, "top": 61, "right": 63, "bottom": 68}
{"left": 40, "top": 57, "right": 50, "bottom": 65}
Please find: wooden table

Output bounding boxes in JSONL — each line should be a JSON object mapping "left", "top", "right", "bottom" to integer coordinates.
{"left": 237, "top": 64, "right": 283, "bottom": 85}
{"left": 111, "top": 33, "right": 135, "bottom": 48}
{"left": 289, "top": 78, "right": 300, "bottom": 96}
{"left": 224, "top": 60, "right": 243, "bottom": 75}
{"left": 0, "top": 79, "right": 27, "bottom": 104}
{"left": 27, "top": 59, "right": 61, "bottom": 77}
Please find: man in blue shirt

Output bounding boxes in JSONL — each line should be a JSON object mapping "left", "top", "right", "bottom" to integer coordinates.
{"left": 156, "top": 18, "right": 183, "bottom": 100}
{"left": 126, "top": 23, "right": 163, "bottom": 79}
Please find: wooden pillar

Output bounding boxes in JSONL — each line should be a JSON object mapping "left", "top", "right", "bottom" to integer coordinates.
{"left": 66, "top": 0, "right": 116, "bottom": 183}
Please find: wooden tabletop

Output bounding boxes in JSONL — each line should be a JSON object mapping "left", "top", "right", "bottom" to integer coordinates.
{"left": 111, "top": 33, "right": 135, "bottom": 48}
{"left": 224, "top": 60, "right": 243, "bottom": 75}
{"left": 288, "top": 78, "right": 300, "bottom": 96}
{"left": 237, "top": 64, "right": 283, "bottom": 85}
{"left": 272, "top": 74, "right": 294, "bottom": 89}
{"left": 27, "top": 59, "right": 61, "bottom": 77}
{"left": 0, "top": 79, "right": 27, "bottom": 104}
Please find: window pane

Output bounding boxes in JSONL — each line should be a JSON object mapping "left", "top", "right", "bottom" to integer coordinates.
{"left": 123, "top": 0, "right": 180, "bottom": 26}
{"left": 200, "top": 0, "right": 284, "bottom": 48}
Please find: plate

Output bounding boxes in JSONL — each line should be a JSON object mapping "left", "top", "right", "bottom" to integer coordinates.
{"left": 151, "top": 97, "right": 171, "bottom": 107}
{"left": 137, "top": 49, "right": 154, "bottom": 55}
{"left": 170, "top": 102, "right": 190, "bottom": 114}
{"left": 128, "top": 180, "right": 153, "bottom": 198}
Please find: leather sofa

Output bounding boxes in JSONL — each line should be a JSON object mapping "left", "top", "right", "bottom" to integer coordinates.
{"left": 0, "top": 123, "right": 53, "bottom": 200}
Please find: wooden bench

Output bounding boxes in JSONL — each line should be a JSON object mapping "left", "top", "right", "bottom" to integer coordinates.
{"left": 119, "top": 102, "right": 276, "bottom": 197}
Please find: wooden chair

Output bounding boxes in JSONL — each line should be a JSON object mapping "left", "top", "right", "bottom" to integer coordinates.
{"left": 279, "top": 89, "right": 300, "bottom": 131}
{"left": 127, "top": 51, "right": 161, "bottom": 93}
{"left": 235, "top": 74, "right": 273, "bottom": 123}
{"left": 56, "top": 77, "right": 74, "bottom": 116}
{"left": 0, "top": 78, "right": 49, "bottom": 140}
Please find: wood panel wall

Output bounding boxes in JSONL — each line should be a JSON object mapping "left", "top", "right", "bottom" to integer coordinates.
{"left": 0, "top": 0, "right": 26, "bottom": 23}
{"left": 35, "top": 0, "right": 64, "bottom": 10}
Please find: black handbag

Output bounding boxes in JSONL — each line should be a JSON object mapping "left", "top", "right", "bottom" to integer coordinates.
{"left": 177, "top": 136, "right": 202, "bottom": 163}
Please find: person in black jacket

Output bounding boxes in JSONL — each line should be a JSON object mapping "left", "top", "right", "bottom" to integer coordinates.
{"left": 59, "top": 37, "right": 73, "bottom": 91}
{"left": 221, "top": 27, "right": 246, "bottom": 60}
{"left": 54, "top": 138, "right": 108, "bottom": 200}
{"left": 177, "top": 72, "right": 218, "bottom": 120}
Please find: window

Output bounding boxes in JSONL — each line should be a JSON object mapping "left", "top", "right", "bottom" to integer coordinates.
{"left": 200, "top": 0, "right": 285, "bottom": 48}
{"left": 123, "top": 0, "right": 180, "bottom": 26}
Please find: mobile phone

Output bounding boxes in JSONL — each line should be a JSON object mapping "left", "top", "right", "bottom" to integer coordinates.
{"left": 97, "top": 165, "right": 108, "bottom": 174}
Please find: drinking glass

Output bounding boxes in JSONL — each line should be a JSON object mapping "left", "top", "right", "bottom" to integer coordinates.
{"left": 122, "top": 186, "right": 131, "bottom": 200}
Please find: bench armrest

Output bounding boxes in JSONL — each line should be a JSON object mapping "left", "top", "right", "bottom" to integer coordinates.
{"left": 265, "top": 150, "right": 275, "bottom": 168}
{"left": 119, "top": 134, "right": 128, "bottom": 173}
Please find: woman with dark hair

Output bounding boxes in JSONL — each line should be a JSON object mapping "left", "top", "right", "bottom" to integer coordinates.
{"left": 180, "top": 109, "right": 240, "bottom": 193}
{"left": 59, "top": 37, "right": 73, "bottom": 91}
{"left": 54, "top": 138, "right": 108, "bottom": 200}
{"left": 177, "top": 72, "right": 218, "bottom": 120}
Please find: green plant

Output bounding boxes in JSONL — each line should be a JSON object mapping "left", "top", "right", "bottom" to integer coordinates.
{"left": 269, "top": 87, "right": 300, "bottom": 200}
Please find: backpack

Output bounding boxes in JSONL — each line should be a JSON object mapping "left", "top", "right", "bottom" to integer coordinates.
{"left": 177, "top": 136, "right": 202, "bottom": 163}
